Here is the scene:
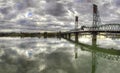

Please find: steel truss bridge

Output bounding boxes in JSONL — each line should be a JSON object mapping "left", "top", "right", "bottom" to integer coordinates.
{"left": 61, "top": 4, "right": 120, "bottom": 34}
{"left": 67, "top": 24, "right": 120, "bottom": 33}
{"left": 61, "top": 4, "right": 120, "bottom": 40}
{"left": 60, "top": 4, "right": 120, "bottom": 49}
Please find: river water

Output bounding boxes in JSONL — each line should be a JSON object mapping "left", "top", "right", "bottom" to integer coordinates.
{"left": 0, "top": 37, "right": 120, "bottom": 73}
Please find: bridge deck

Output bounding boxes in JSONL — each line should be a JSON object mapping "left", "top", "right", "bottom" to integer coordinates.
{"left": 64, "top": 30, "right": 120, "bottom": 34}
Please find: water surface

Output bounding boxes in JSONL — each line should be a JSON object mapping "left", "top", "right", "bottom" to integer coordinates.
{"left": 0, "top": 37, "right": 120, "bottom": 73}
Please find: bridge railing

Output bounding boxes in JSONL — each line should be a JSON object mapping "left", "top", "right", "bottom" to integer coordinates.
{"left": 62, "top": 24, "right": 120, "bottom": 33}
{"left": 81, "top": 24, "right": 120, "bottom": 32}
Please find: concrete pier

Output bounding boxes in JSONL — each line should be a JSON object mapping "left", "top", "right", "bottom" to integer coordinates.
{"left": 75, "top": 32, "right": 79, "bottom": 43}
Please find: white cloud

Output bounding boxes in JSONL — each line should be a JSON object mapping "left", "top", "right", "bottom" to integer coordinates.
{"left": 0, "top": 0, "right": 119, "bottom": 32}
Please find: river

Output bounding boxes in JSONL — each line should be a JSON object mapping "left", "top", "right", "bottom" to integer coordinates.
{"left": 0, "top": 37, "right": 120, "bottom": 73}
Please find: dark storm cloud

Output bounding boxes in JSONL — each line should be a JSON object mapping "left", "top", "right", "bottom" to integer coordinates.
{"left": 0, "top": 5, "right": 17, "bottom": 20}
{"left": 17, "top": 19, "right": 34, "bottom": 25}
{"left": 75, "top": 4, "right": 92, "bottom": 15}
{"left": 0, "top": 7, "right": 11, "bottom": 15}
{"left": 45, "top": 0, "right": 61, "bottom": 2}
{"left": 46, "top": 23, "right": 62, "bottom": 27}
{"left": 45, "top": 2, "right": 67, "bottom": 16}
{"left": 55, "top": 16, "right": 73, "bottom": 22}
{"left": 115, "top": 0, "right": 120, "bottom": 6}
{"left": 4, "top": 13, "right": 17, "bottom": 20}
{"left": 15, "top": 0, "right": 38, "bottom": 10}
{"left": 98, "top": 0, "right": 120, "bottom": 24}
{"left": 99, "top": 3, "right": 111, "bottom": 17}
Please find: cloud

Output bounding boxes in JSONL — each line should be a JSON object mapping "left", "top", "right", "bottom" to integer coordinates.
{"left": 15, "top": 0, "right": 38, "bottom": 10}
{"left": 115, "top": 0, "right": 120, "bottom": 6}
{"left": 45, "top": 2, "right": 67, "bottom": 16}
{"left": 0, "top": 7, "right": 11, "bottom": 15}
{"left": 0, "top": 0, "right": 119, "bottom": 32}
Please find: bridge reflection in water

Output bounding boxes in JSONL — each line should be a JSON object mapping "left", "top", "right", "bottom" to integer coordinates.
{"left": 64, "top": 33, "right": 120, "bottom": 73}
{"left": 0, "top": 36, "right": 120, "bottom": 73}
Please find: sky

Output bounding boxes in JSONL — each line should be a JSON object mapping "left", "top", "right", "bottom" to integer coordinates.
{"left": 0, "top": 0, "right": 120, "bottom": 32}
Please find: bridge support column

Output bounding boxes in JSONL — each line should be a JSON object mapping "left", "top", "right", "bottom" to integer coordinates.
{"left": 75, "top": 32, "right": 79, "bottom": 43}
{"left": 58, "top": 31, "right": 61, "bottom": 39}
{"left": 66, "top": 33, "right": 68, "bottom": 39}
{"left": 65, "top": 34, "right": 67, "bottom": 38}
{"left": 61, "top": 33, "right": 64, "bottom": 38}
{"left": 68, "top": 33, "right": 71, "bottom": 40}
{"left": 92, "top": 32, "right": 97, "bottom": 46}
{"left": 63, "top": 34, "right": 66, "bottom": 38}
{"left": 66, "top": 34, "right": 68, "bottom": 38}
{"left": 44, "top": 32, "right": 47, "bottom": 38}
{"left": 64, "top": 33, "right": 67, "bottom": 39}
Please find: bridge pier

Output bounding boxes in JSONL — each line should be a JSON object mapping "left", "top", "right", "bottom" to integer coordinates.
{"left": 65, "top": 33, "right": 67, "bottom": 39}
{"left": 63, "top": 34, "right": 66, "bottom": 38}
{"left": 61, "top": 33, "right": 64, "bottom": 38}
{"left": 56, "top": 32, "right": 61, "bottom": 39}
{"left": 58, "top": 31, "right": 61, "bottom": 39}
{"left": 63, "top": 33, "right": 67, "bottom": 39}
{"left": 44, "top": 32, "right": 47, "bottom": 38}
{"left": 68, "top": 33, "right": 71, "bottom": 40}
{"left": 92, "top": 32, "right": 97, "bottom": 46}
{"left": 75, "top": 32, "right": 79, "bottom": 43}
{"left": 66, "top": 33, "right": 69, "bottom": 39}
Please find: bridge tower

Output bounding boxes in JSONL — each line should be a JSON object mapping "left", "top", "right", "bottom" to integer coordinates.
{"left": 75, "top": 16, "right": 79, "bottom": 42}
{"left": 92, "top": 4, "right": 101, "bottom": 30}
{"left": 75, "top": 16, "right": 79, "bottom": 30}
{"left": 92, "top": 4, "right": 101, "bottom": 45}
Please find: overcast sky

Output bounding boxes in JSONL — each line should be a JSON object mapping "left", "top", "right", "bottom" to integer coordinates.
{"left": 0, "top": 0, "right": 119, "bottom": 32}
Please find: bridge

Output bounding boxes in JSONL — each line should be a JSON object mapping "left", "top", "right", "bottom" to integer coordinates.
{"left": 61, "top": 4, "right": 120, "bottom": 33}
{"left": 60, "top": 5, "right": 120, "bottom": 72}
{"left": 60, "top": 4, "right": 120, "bottom": 46}
{"left": 0, "top": 4, "right": 119, "bottom": 41}
{"left": 67, "top": 24, "right": 120, "bottom": 33}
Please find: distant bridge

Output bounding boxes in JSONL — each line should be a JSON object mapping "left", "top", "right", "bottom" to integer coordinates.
{"left": 61, "top": 4, "right": 120, "bottom": 47}
{"left": 61, "top": 4, "right": 120, "bottom": 34}
{"left": 64, "top": 24, "right": 120, "bottom": 33}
